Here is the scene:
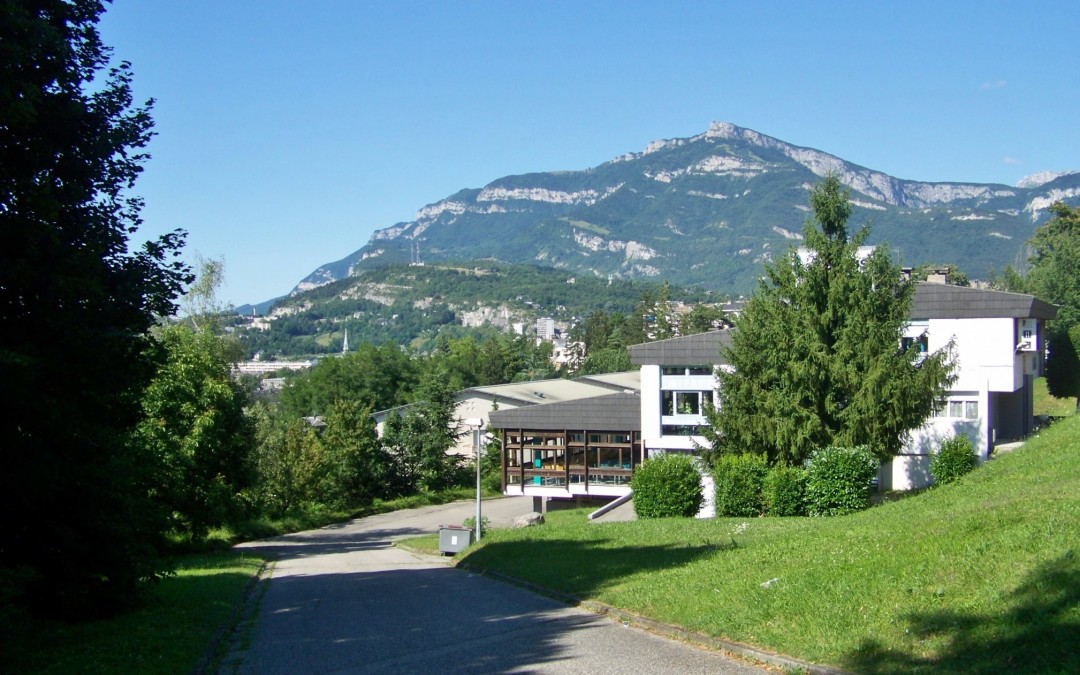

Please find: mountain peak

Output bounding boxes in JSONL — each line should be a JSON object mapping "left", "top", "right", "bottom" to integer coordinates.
{"left": 1017, "top": 170, "right": 1079, "bottom": 189}
{"left": 295, "top": 125, "right": 1080, "bottom": 299}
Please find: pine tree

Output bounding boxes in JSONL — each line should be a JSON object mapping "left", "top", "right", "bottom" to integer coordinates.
{"left": 703, "top": 175, "right": 955, "bottom": 465}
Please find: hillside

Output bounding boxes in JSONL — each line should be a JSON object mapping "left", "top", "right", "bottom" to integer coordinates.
{"left": 235, "top": 262, "right": 712, "bottom": 358}
{"left": 462, "top": 414, "right": 1080, "bottom": 673}
{"left": 299, "top": 122, "right": 1080, "bottom": 296}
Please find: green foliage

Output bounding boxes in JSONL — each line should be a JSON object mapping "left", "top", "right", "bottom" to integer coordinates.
{"left": 804, "top": 445, "right": 878, "bottom": 516}
{"left": 462, "top": 516, "right": 490, "bottom": 537}
{"left": 682, "top": 304, "right": 728, "bottom": 334}
{"left": 481, "top": 432, "right": 504, "bottom": 493}
{"left": 762, "top": 464, "right": 807, "bottom": 516}
{"left": 632, "top": 454, "right": 703, "bottom": 518}
{"left": 318, "top": 399, "right": 393, "bottom": 507}
{"left": 930, "top": 434, "right": 978, "bottom": 485}
{"left": 0, "top": 0, "right": 192, "bottom": 617}
{"left": 462, "top": 414, "right": 1080, "bottom": 673}
{"left": 1025, "top": 202, "right": 1080, "bottom": 400}
{"left": 704, "top": 174, "right": 957, "bottom": 465}
{"left": 380, "top": 368, "right": 465, "bottom": 494}
{"left": 249, "top": 409, "right": 322, "bottom": 515}
{"left": 910, "top": 263, "right": 971, "bottom": 286}
{"left": 712, "top": 453, "right": 768, "bottom": 517}
{"left": 240, "top": 262, "right": 712, "bottom": 359}
{"left": 248, "top": 397, "right": 392, "bottom": 515}
{"left": 281, "top": 342, "right": 417, "bottom": 417}
{"left": 137, "top": 325, "right": 255, "bottom": 540}
{"left": 578, "top": 346, "right": 634, "bottom": 375}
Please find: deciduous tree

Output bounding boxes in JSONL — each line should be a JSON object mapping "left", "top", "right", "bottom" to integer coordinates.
{"left": 137, "top": 325, "right": 255, "bottom": 540}
{"left": 0, "top": 0, "right": 191, "bottom": 615}
{"left": 1024, "top": 202, "right": 1080, "bottom": 403}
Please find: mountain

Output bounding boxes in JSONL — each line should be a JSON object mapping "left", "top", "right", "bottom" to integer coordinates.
{"left": 299, "top": 122, "right": 1080, "bottom": 295}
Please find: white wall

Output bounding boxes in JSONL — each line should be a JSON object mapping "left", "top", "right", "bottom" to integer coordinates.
{"left": 640, "top": 364, "right": 661, "bottom": 441}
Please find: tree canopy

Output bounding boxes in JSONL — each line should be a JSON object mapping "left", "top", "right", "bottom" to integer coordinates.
{"left": 1023, "top": 202, "right": 1080, "bottom": 401}
{"left": 703, "top": 175, "right": 955, "bottom": 465}
{"left": 0, "top": 0, "right": 191, "bottom": 616}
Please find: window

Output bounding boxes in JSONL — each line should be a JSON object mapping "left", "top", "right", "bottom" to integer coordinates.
{"left": 965, "top": 401, "right": 978, "bottom": 419}
{"left": 662, "top": 365, "right": 712, "bottom": 376}
{"left": 945, "top": 399, "right": 979, "bottom": 419}
{"left": 663, "top": 390, "right": 711, "bottom": 417}
{"left": 901, "top": 334, "right": 928, "bottom": 354}
{"left": 676, "top": 392, "right": 700, "bottom": 415}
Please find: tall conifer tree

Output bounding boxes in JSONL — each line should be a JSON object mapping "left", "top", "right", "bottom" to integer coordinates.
{"left": 704, "top": 175, "right": 955, "bottom": 465}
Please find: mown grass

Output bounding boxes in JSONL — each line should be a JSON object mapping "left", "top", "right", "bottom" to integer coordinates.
{"left": 2, "top": 551, "right": 264, "bottom": 674}
{"left": 1033, "top": 376, "right": 1077, "bottom": 418}
{"left": 461, "top": 415, "right": 1080, "bottom": 674}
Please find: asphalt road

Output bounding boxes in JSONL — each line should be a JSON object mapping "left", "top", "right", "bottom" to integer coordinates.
{"left": 226, "top": 498, "right": 768, "bottom": 674}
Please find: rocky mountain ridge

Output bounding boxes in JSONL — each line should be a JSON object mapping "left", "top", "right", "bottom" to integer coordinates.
{"left": 298, "top": 122, "right": 1079, "bottom": 296}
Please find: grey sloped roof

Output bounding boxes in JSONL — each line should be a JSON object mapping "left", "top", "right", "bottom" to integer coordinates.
{"left": 488, "top": 392, "right": 641, "bottom": 431}
{"left": 627, "top": 330, "right": 733, "bottom": 366}
{"left": 573, "top": 370, "right": 641, "bottom": 391}
{"left": 912, "top": 282, "right": 1058, "bottom": 320}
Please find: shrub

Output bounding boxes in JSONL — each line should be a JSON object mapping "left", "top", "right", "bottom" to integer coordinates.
{"left": 462, "top": 516, "right": 490, "bottom": 537}
{"left": 632, "top": 453, "right": 703, "bottom": 518}
{"left": 763, "top": 464, "right": 807, "bottom": 516}
{"left": 713, "top": 453, "right": 768, "bottom": 517}
{"left": 805, "top": 445, "right": 878, "bottom": 516}
{"left": 930, "top": 434, "right": 977, "bottom": 485}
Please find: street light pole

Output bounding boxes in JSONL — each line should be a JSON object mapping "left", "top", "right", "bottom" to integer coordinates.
{"left": 475, "top": 424, "right": 483, "bottom": 542}
{"left": 464, "top": 417, "right": 485, "bottom": 543}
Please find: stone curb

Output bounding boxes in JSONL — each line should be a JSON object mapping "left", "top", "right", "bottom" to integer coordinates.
{"left": 194, "top": 557, "right": 274, "bottom": 675}
{"left": 456, "top": 562, "right": 853, "bottom": 675}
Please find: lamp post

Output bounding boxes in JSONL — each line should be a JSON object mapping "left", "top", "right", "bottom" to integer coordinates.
{"left": 463, "top": 417, "right": 485, "bottom": 542}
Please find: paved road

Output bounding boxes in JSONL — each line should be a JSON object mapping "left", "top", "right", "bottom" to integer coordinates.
{"left": 226, "top": 498, "right": 767, "bottom": 674}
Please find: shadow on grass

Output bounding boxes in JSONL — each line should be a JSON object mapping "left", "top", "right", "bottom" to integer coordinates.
{"left": 462, "top": 537, "right": 724, "bottom": 598}
{"left": 846, "top": 551, "right": 1080, "bottom": 675}
{"left": 2, "top": 567, "right": 256, "bottom": 674}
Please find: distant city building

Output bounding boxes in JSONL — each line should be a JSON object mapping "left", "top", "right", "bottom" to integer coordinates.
{"left": 536, "top": 317, "right": 557, "bottom": 342}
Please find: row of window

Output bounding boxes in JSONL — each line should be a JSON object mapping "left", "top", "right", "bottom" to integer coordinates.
{"left": 662, "top": 365, "right": 713, "bottom": 376}
{"left": 934, "top": 399, "right": 979, "bottom": 420}
{"left": 506, "top": 446, "right": 640, "bottom": 470}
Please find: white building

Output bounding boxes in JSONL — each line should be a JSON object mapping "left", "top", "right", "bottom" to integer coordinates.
{"left": 535, "top": 317, "right": 557, "bottom": 342}
{"left": 885, "top": 283, "right": 1056, "bottom": 489}
{"left": 491, "top": 281, "right": 1057, "bottom": 499}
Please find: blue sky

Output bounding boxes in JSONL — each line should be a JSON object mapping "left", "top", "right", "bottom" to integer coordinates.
{"left": 98, "top": 1, "right": 1079, "bottom": 306}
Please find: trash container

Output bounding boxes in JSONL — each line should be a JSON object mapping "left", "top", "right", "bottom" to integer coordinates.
{"left": 438, "top": 525, "right": 473, "bottom": 555}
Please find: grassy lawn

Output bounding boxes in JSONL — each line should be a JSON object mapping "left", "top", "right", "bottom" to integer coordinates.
{"left": 460, "top": 415, "right": 1080, "bottom": 674}
{"left": 3, "top": 551, "right": 264, "bottom": 674}
{"left": 1033, "top": 376, "right": 1077, "bottom": 418}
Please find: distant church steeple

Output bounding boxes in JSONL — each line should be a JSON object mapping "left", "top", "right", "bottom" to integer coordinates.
{"left": 342, "top": 328, "right": 349, "bottom": 354}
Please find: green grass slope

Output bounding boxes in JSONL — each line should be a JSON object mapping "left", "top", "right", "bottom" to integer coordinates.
{"left": 462, "top": 416, "right": 1080, "bottom": 674}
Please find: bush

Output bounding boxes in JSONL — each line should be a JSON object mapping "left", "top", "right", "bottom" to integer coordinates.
{"left": 462, "top": 516, "right": 490, "bottom": 537}
{"left": 805, "top": 445, "right": 878, "bottom": 516}
{"left": 713, "top": 453, "right": 768, "bottom": 517}
{"left": 763, "top": 464, "right": 807, "bottom": 516}
{"left": 930, "top": 434, "right": 977, "bottom": 485}
{"left": 632, "top": 453, "right": 703, "bottom": 518}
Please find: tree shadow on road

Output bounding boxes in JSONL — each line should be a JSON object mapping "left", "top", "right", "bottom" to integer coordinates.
{"left": 228, "top": 563, "right": 727, "bottom": 674}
